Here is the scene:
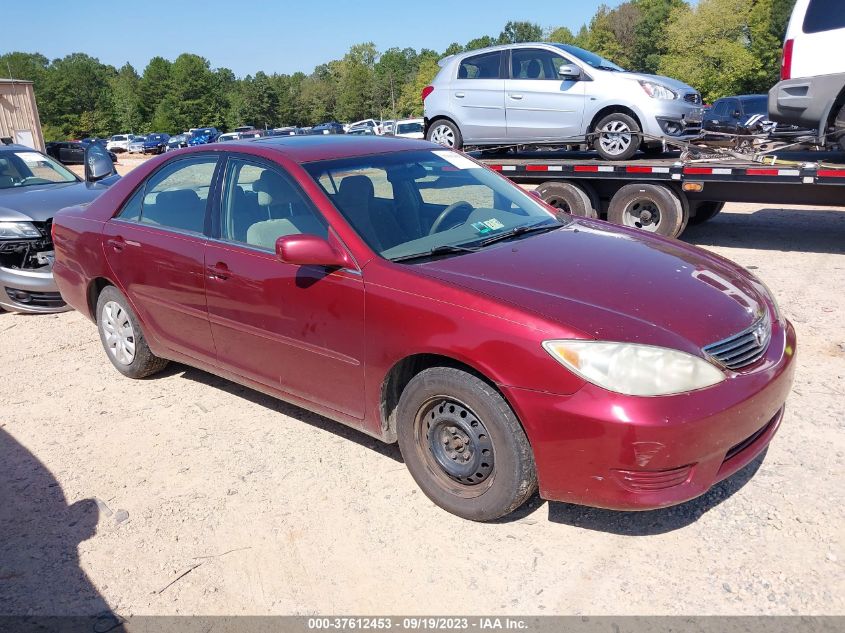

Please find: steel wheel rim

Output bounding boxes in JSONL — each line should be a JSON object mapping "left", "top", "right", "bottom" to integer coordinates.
{"left": 415, "top": 397, "right": 495, "bottom": 497}
{"left": 599, "top": 120, "right": 632, "bottom": 156}
{"left": 101, "top": 301, "right": 136, "bottom": 365}
{"left": 623, "top": 198, "right": 661, "bottom": 232}
{"left": 430, "top": 124, "right": 455, "bottom": 147}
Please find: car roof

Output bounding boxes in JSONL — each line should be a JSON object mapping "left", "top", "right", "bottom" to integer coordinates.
{"left": 0, "top": 144, "right": 41, "bottom": 153}
{"left": 232, "top": 134, "right": 436, "bottom": 163}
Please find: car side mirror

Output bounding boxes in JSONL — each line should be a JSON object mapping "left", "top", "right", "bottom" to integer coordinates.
{"left": 558, "top": 65, "right": 580, "bottom": 80}
{"left": 84, "top": 143, "right": 115, "bottom": 183}
{"left": 275, "top": 234, "right": 350, "bottom": 269}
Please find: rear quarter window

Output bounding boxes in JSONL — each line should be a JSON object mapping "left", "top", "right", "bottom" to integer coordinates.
{"left": 803, "top": 0, "right": 845, "bottom": 33}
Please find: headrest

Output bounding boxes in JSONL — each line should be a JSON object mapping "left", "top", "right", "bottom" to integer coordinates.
{"left": 338, "top": 175, "right": 374, "bottom": 202}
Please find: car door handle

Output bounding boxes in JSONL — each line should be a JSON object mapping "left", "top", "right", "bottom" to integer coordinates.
{"left": 509, "top": 94, "right": 524, "bottom": 100}
{"left": 207, "top": 262, "right": 230, "bottom": 280}
{"left": 106, "top": 237, "right": 125, "bottom": 252}
{"left": 455, "top": 92, "right": 465, "bottom": 98}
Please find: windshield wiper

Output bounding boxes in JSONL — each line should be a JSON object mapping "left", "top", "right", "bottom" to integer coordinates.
{"left": 477, "top": 221, "right": 562, "bottom": 247}
{"left": 390, "top": 243, "right": 479, "bottom": 263}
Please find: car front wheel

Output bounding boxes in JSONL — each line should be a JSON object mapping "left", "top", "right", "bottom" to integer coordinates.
{"left": 594, "top": 112, "right": 641, "bottom": 160}
{"left": 397, "top": 367, "right": 537, "bottom": 521}
{"left": 426, "top": 120, "right": 463, "bottom": 150}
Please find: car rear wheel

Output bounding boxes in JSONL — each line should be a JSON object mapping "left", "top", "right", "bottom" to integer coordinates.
{"left": 608, "top": 183, "right": 686, "bottom": 237}
{"left": 397, "top": 367, "right": 537, "bottom": 521}
{"left": 427, "top": 120, "right": 463, "bottom": 150}
{"left": 594, "top": 113, "right": 641, "bottom": 161}
{"left": 96, "top": 286, "right": 168, "bottom": 379}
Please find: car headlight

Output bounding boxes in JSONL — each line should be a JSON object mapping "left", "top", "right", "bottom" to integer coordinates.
{"left": 638, "top": 81, "right": 679, "bottom": 100}
{"left": 542, "top": 340, "right": 725, "bottom": 396}
{"left": 0, "top": 221, "right": 41, "bottom": 240}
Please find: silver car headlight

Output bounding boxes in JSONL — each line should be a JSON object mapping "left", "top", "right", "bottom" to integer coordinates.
{"left": 638, "top": 80, "right": 679, "bottom": 100}
{"left": 542, "top": 340, "right": 725, "bottom": 396}
{"left": 0, "top": 221, "right": 41, "bottom": 240}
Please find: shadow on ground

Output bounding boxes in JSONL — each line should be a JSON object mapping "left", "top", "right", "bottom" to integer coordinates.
{"left": 0, "top": 428, "right": 124, "bottom": 629}
{"left": 168, "top": 364, "right": 404, "bottom": 463}
{"left": 683, "top": 208, "right": 845, "bottom": 254}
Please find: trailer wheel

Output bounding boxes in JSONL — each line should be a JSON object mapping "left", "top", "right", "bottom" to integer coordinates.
{"left": 608, "top": 183, "right": 685, "bottom": 238}
{"left": 687, "top": 201, "right": 725, "bottom": 226}
{"left": 535, "top": 181, "right": 597, "bottom": 218}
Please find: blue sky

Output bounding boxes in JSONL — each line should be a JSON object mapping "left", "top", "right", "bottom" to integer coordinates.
{"left": 1, "top": 0, "right": 627, "bottom": 77}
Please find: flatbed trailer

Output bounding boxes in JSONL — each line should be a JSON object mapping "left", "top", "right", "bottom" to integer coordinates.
{"left": 472, "top": 150, "right": 845, "bottom": 237}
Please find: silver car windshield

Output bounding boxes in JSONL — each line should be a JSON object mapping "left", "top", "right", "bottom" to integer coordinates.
{"left": 305, "top": 149, "right": 567, "bottom": 262}
{"left": 554, "top": 44, "right": 625, "bottom": 72}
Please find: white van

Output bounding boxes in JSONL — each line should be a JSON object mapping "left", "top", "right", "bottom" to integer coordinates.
{"left": 768, "top": 0, "right": 845, "bottom": 149}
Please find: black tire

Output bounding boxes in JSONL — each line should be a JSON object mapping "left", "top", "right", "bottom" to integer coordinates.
{"left": 834, "top": 104, "right": 845, "bottom": 152}
{"left": 607, "top": 183, "right": 686, "bottom": 238}
{"left": 593, "top": 112, "right": 641, "bottom": 161}
{"left": 535, "top": 181, "right": 597, "bottom": 218}
{"left": 426, "top": 119, "right": 463, "bottom": 150}
{"left": 687, "top": 201, "right": 725, "bottom": 226}
{"left": 96, "top": 286, "right": 168, "bottom": 379}
{"left": 396, "top": 367, "right": 537, "bottom": 521}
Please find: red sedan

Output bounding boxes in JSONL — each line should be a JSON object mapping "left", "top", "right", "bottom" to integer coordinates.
{"left": 52, "top": 136, "right": 796, "bottom": 521}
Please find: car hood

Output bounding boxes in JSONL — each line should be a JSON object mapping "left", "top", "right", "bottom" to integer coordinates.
{"left": 413, "top": 220, "right": 767, "bottom": 352}
{"left": 0, "top": 181, "right": 109, "bottom": 222}
{"left": 617, "top": 71, "right": 698, "bottom": 95}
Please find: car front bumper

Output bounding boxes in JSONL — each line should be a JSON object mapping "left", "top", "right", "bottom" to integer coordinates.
{"left": 502, "top": 318, "right": 796, "bottom": 510}
{"left": 768, "top": 72, "right": 845, "bottom": 139}
{"left": 0, "top": 265, "right": 70, "bottom": 314}
{"left": 641, "top": 100, "right": 704, "bottom": 140}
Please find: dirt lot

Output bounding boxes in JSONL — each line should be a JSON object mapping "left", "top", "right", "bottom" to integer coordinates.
{"left": 1, "top": 154, "right": 843, "bottom": 616}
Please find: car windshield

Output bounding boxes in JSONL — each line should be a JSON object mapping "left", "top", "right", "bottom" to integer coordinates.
{"left": 397, "top": 122, "right": 423, "bottom": 134}
{"left": 0, "top": 150, "right": 77, "bottom": 189}
{"left": 554, "top": 44, "right": 625, "bottom": 72}
{"left": 111, "top": 135, "right": 127, "bottom": 141}
{"left": 304, "top": 149, "right": 568, "bottom": 262}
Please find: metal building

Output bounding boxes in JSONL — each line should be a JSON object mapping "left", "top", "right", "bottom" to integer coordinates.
{"left": 0, "top": 79, "right": 45, "bottom": 152}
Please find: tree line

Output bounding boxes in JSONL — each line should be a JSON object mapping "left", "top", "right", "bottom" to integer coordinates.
{"left": 0, "top": 0, "right": 795, "bottom": 141}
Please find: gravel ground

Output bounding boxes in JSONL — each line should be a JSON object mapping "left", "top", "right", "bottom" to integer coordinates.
{"left": 0, "top": 155, "right": 843, "bottom": 616}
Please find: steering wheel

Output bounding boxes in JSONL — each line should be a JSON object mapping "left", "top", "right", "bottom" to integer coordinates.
{"left": 429, "top": 201, "right": 474, "bottom": 235}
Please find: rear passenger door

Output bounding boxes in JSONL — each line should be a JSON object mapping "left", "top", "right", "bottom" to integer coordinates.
{"left": 102, "top": 155, "right": 219, "bottom": 365}
{"left": 450, "top": 51, "right": 506, "bottom": 142}
{"left": 204, "top": 156, "right": 366, "bottom": 418}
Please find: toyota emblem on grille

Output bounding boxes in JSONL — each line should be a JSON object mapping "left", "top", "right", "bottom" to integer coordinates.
{"left": 752, "top": 325, "right": 765, "bottom": 346}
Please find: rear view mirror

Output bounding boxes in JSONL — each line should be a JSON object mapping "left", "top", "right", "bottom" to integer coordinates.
{"left": 84, "top": 143, "right": 115, "bottom": 183}
{"left": 275, "top": 234, "right": 351, "bottom": 269}
{"left": 558, "top": 65, "right": 580, "bottom": 80}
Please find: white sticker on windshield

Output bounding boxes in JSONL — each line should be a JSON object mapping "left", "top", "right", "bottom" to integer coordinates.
{"left": 433, "top": 150, "right": 480, "bottom": 169}
{"left": 16, "top": 151, "right": 46, "bottom": 164}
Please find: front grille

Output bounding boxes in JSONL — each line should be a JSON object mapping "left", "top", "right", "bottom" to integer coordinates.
{"left": 703, "top": 314, "right": 771, "bottom": 370}
{"left": 684, "top": 92, "right": 702, "bottom": 105}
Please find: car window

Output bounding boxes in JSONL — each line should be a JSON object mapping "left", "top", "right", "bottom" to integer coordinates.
{"left": 710, "top": 101, "right": 727, "bottom": 117}
{"left": 457, "top": 51, "right": 502, "bottom": 80}
{"left": 803, "top": 0, "right": 845, "bottom": 33}
{"left": 221, "top": 158, "right": 327, "bottom": 250}
{"left": 726, "top": 99, "right": 741, "bottom": 117}
{"left": 136, "top": 156, "right": 217, "bottom": 233}
{"left": 511, "top": 48, "right": 569, "bottom": 80}
{"left": 0, "top": 151, "right": 77, "bottom": 189}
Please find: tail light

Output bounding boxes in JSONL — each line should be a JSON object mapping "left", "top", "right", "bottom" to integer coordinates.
{"left": 781, "top": 39, "right": 794, "bottom": 80}
{"left": 421, "top": 85, "right": 434, "bottom": 101}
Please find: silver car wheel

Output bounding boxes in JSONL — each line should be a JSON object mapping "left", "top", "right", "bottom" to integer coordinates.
{"left": 599, "top": 120, "right": 632, "bottom": 156}
{"left": 430, "top": 124, "right": 456, "bottom": 147}
{"left": 101, "top": 300, "right": 136, "bottom": 366}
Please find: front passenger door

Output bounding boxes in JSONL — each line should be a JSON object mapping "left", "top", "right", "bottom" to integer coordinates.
{"left": 205, "top": 157, "right": 366, "bottom": 418}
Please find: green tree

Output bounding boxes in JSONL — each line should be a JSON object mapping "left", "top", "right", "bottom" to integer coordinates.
{"left": 375, "top": 47, "right": 417, "bottom": 119}
{"left": 498, "top": 20, "right": 544, "bottom": 44}
{"left": 465, "top": 35, "right": 497, "bottom": 51}
{"left": 546, "top": 26, "right": 576, "bottom": 44}
{"left": 336, "top": 43, "right": 377, "bottom": 122}
{"left": 39, "top": 53, "right": 116, "bottom": 138}
{"left": 659, "top": 0, "right": 763, "bottom": 102}
{"left": 397, "top": 56, "right": 440, "bottom": 117}
{"left": 138, "top": 56, "right": 172, "bottom": 128}
{"left": 110, "top": 63, "right": 143, "bottom": 133}
{"left": 631, "top": 0, "right": 688, "bottom": 73}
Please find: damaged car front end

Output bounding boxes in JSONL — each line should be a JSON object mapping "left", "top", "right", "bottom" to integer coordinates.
{"left": 0, "top": 144, "right": 116, "bottom": 313}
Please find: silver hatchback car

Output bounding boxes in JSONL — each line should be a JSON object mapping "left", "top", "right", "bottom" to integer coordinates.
{"left": 423, "top": 43, "right": 703, "bottom": 160}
